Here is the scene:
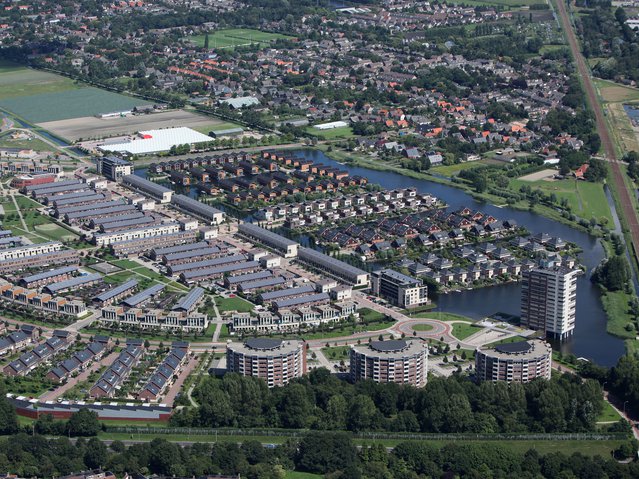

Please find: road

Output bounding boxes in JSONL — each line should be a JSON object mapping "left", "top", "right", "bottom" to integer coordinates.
{"left": 556, "top": 0, "right": 639, "bottom": 260}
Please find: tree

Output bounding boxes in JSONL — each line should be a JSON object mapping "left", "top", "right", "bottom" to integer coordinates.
{"left": 204, "top": 32, "right": 210, "bottom": 50}
{"left": 591, "top": 255, "right": 630, "bottom": 291}
{"left": 0, "top": 390, "right": 18, "bottom": 435}
{"left": 67, "top": 408, "right": 100, "bottom": 436}
{"left": 295, "top": 432, "right": 358, "bottom": 474}
{"left": 84, "top": 437, "right": 108, "bottom": 469}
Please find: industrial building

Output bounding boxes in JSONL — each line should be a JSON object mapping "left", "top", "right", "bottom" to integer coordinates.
{"left": 226, "top": 338, "right": 306, "bottom": 387}
{"left": 237, "top": 223, "right": 299, "bottom": 258}
{"left": 475, "top": 340, "right": 552, "bottom": 383}
{"left": 122, "top": 175, "right": 173, "bottom": 203}
{"left": 99, "top": 127, "right": 213, "bottom": 156}
{"left": 96, "top": 156, "right": 134, "bottom": 181}
{"left": 298, "top": 247, "right": 370, "bottom": 287}
{"left": 170, "top": 194, "right": 225, "bottom": 225}
{"left": 521, "top": 260, "right": 578, "bottom": 340}
{"left": 350, "top": 339, "right": 428, "bottom": 387}
{"left": 371, "top": 269, "right": 429, "bottom": 308}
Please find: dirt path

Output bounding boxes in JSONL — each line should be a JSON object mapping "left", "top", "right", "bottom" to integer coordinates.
{"left": 556, "top": 0, "right": 639, "bottom": 263}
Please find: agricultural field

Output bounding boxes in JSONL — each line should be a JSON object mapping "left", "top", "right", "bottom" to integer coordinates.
{"left": 594, "top": 78, "right": 639, "bottom": 154}
{"left": 40, "top": 110, "right": 225, "bottom": 142}
{"left": 510, "top": 177, "right": 614, "bottom": 224}
{"left": 190, "top": 29, "right": 292, "bottom": 49}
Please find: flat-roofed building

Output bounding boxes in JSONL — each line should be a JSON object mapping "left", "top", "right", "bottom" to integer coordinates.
{"left": 298, "top": 247, "right": 369, "bottom": 287}
{"left": 122, "top": 175, "right": 173, "bottom": 203}
{"left": 372, "top": 269, "right": 429, "bottom": 308}
{"left": 97, "top": 156, "right": 134, "bottom": 181}
{"left": 521, "top": 260, "right": 578, "bottom": 340}
{"left": 475, "top": 339, "right": 552, "bottom": 383}
{"left": 226, "top": 338, "right": 306, "bottom": 387}
{"left": 237, "top": 223, "right": 299, "bottom": 258}
{"left": 350, "top": 339, "right": 428, "bottom": 387}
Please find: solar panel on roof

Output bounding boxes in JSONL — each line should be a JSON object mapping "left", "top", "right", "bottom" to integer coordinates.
{"left": 44, "top": 273, "right": 102, "bottom": 293}
{"left": 172, "top": 287, "right": 204, "bottom": 311}
{"left": 122, "top": 283, "right": 165, "bottom": 307}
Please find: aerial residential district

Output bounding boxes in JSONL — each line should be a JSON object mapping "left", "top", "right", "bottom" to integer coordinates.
{"left": 0, "top": 0, "right": 639, "bottom": 478}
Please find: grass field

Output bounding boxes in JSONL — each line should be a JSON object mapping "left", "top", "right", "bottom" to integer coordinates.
{"left": 306, "top": 126, "right": 354, "bottom": 139}
{"left": 321, "top": 345, "right": 350, "bottom": 359}
{"left": 216, "top": 296, "right": 255, "bottom": 313}
{"left": 412, "top": 323, "right": 434, "bottom": 331}
{"left": 594, "top": 78, "right": 639, "bottom": 103}
{"left": 431, "top": 159, "right": 499, "bottom": 176}
{"left": 414, "top": 312, "right": 474, "bottom": 322}
{"left": 486, "top": 335, "right": 528, "bottom": 347}
{"left": 0, "top": 132, "right": 52, "bottom": 152}
{"left": 1, "top": 87, "right": 148, "bottom": 123}
{"left": 451, "top": 322, "right": 481, "bottom": 340}
{"left": 0, "top": 195, "right": 79, "bottom": 242}
{"left": 509, "top": 177, "right": 614, "bottom": 224}
{"left": 601, "top": 290, "right": 635, "bottom": 339}
{"left": 190, "top": 29, "right": 292, "bottom": 50}
{"left": 598, "top": 400, "right": 621, "bottom": 422}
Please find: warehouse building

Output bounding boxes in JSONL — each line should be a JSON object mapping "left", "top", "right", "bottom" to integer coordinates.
{"left": 371, "top": 269, "right": 429, "bottom": 308}
{"left": 93, "top": 279, "right": 138, "bottom": 306}
{"left": 122, "top": 175, "right": 173, "bottom": 203}
{"left": 99, "top": 127, "right": 213, "bottom": 156}
{"left": 19, "top": 266, "right": 78, "bottom": 288}
{"left": 170, "top": 194, "right": 225, "bottom": 225}
{"left": 226, "top": 338, "right": 306, "bottom": 387}
{"left": 110, "top": 230, "right": 198, "bottom": 257}
{"left": 475, "top": 340, "right": 552, "bottom": 383}
{"left": 237, "top": 223, "right": 299, "bottom": 258}
{"left": 350, "top": 339, "right": 428, "bottom": 387}
{"left": 43, "top": 273, "right": 102, "bottom": 295}
{"left": 298, "top": 247, "right": 369, "bottom": 287}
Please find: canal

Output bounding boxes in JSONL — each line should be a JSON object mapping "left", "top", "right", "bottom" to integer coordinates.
{"left": 136, "top": 149, "right": 625, "bottom": 365}
{"left": 293, "top": 149, "right": 625, "bottom": 366}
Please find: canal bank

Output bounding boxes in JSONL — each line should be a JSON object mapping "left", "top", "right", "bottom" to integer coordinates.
{"left": 292, "top": 148, "right": 625, "bottom": 366}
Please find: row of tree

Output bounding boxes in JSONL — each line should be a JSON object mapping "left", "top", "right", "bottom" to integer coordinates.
{"left": 169, "top": 369, "right": 605, "bottom": 434}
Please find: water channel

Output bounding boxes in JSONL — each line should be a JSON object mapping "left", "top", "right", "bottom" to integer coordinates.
{"left": 138, "top": 149, "right": 625, "bottom": 365}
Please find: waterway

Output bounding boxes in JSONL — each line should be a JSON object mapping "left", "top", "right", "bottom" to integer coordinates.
{"left": 136, "top": 149, "right": 625, "bottom": 365}
{"left": 292, "top": 149, "right": 625, "bottom": 366}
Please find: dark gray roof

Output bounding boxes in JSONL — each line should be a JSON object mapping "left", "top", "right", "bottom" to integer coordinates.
{"left": 26, "top": 179, "right": 82, "bottom": 193}
{"left": 94, "top": 212, "right": 146, "bottom": 227}
{"left": 226, "top": 270, "right": 272, "bottom": 285}
{"left": 123, "top": 174, "right": 172, "bottom": 196}
{"left": 370, "top": 340, "right": 408, "bottom": 352}
{"left": 122, "top": 283, "right": 165, "bottom": 307}
{"left": 168, "top": 253, "right": 246, "bottom": 273}
{"left": 238, "top": 222, "right": 298, "bottom": 249}
{"left": 152, "top": 241, "right": 208, "bottom": 257}
{"left": 180, "top": 261, "right": 260, "bottom": 280}
{"left": 172, "top": 287, "right": 204, "bottom": 311}
{"left": 495, "top": 341, "right": 532, "bottom": 354}
{"left": 65, "top": 204, "right": 136, "bottom": 220}
{"left": 44, "top": 273, "right": 102, "bottom": 293}
{"left": 298, "top": 247, "right": 368, "bottom": 280}
{"left": 260, "top": 284, "right": 315, "bottom": 301}
{"left": 171, "top": 194, "right": 224, "bottom": 221}
{"left": 274, "top": 292, "right": 329, "bottom": 309}
{"left": 163, "top": 246, "right": 220, "bottom": 263}
{"left": 100, "top": 216, "right": 155, "bottom": 231}
{"left": 53, "top": 192, "right": 105, "bottom": 207}
{"left": 20, "top": 265, "right": 77, "bottom": 284}
{"left": 245, "top": 338, "right": 283, "bottom": 350}
{"left": 94, "top": 279, "right": 138, "bottom": 302}
{"left": 239, "top": 276, "right": 286, "bottom": 291}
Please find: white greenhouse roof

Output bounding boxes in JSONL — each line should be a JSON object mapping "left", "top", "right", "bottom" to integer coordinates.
{"left": 99, "top": 127, "right": 213, "bottom": 155}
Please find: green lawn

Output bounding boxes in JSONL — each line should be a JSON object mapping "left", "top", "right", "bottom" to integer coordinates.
{"left": 601, "top": 290, "right": 635, "bottom": 339}
{"left": 306, "top": 126, "right": 354, "bottom": 139}
{"left": 0, "top": 134, "right": 52, "bottom": 152}
{"left": 598, "top": 400, "right": 621, "bottom": 423}
{"left": 285, "top": 472, "right": 322, "bottom": 479}
{"left": 192, "top": 121, "right": 241, "bottom": 135}
{"left": 412, "top": 324, "right": 434, "bottom": 332}
{"left": 431, "top": 160, "right": 499, "bottom": 177}
{"left": 414, "top": 312, "right": 474, "bottom": 322}
{"left": 510, "top": 178, "right": 613, "bottom": 224}
{"left": 451, "top": 322, "right": 482, "bottom": 340}
{"left": 189, "top": 29, "right": 292, "bottom": 50}
{"left": 321, "top": 345, "right": 350, "bottom": 360}
{"left": 216, "top": 296, "right": 255, "bottom": 313}
{"left": 13, "top": 194, "right": 41, "bottom": 209}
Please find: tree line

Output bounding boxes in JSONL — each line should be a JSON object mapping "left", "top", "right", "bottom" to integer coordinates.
{"left": 169, "top": 369, "right": 606, "bottom": 434}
